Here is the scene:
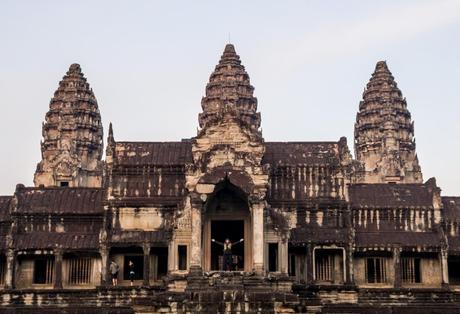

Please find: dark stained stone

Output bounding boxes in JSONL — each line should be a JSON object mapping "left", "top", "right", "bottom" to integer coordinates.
{"left": 114, "top": 141, "right": 193, "bottom": 166}
{"left": 349, "top": 183, "right": 433, "bottom": 209}
{"left": 263, "top": 142, "right": 340, "bottom": 166}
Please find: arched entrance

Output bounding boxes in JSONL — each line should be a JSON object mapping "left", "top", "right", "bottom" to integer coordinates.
{"left": 202, "top": 180, "right": 252, "bottom": 272}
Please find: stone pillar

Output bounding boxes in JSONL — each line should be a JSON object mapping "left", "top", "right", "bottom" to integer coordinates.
{"left": 100, "top": 247, "right": 109, "bottom": 286}
{"left": 441, "top": 247, "right": 449, "bottom": 285}
{"left": 279, "top": 238, "right": 289, "bottom": 274}
{"left": 168, "top": 240, "right": 175, "bottom": 272}
{"left": 306, "top": 244, "right": 314, "bottom": 284}
{"left": 190, "top": 196, "right": 202, "bottom": 275}
{"left": 345, "top": 207, "right": 354, "bottom": 285}
{"left": 5, "top": 249, "right": 15, "bottom": 289}
{"left": 393, "top": 246, "right": 401, "bottom": 288}
{"left": 54, "top": 250, "right": 63, "bottom": 289}
{"left": 345, "top": 247, "right": 354, "bottom": 284}
{"left": 143, "top": 243, "right": 151, "bottom": 286}
{"left": 252, "top": 202, "right": 264, "bottom": 274}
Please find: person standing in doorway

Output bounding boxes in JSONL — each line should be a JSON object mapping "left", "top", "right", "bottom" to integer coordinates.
{"left": 128, "top": 260, "right": 135, "bottom": 286}
{"left": 110, "top": 260, "right": 119, "bottom": 286}
{"left": 212, "top": 238, "right": 244, "bottom": 271}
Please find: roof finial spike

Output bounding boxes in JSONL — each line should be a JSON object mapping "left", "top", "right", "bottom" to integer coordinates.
{"left": 108, "top": 122, "right": 114, "bottom": 144}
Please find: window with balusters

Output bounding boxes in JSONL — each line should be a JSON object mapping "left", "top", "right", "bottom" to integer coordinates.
{"left": 401, "top": 257, "right": 421, "bottom": 283}
{"left": 67, "top": 257, "right": 93, "bottom": 285}
{"left": 366, "top": 257, "right": 387, "bottom": 283}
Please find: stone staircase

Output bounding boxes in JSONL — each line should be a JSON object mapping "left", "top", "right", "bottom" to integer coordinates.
{"left": 294, "top": 284, "right": 460, "bottom": 314}
{"left": 180, "top": 271, "right": 299, "bottom": 313}
{"left": 5, "top": 281, "right": 460, "bottom": 313}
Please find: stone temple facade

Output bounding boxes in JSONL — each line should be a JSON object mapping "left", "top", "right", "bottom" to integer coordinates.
{"left": 0, "top": 44, "right": 460, "bottom": 313}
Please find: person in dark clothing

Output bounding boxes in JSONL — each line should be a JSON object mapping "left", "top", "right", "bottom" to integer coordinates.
{"left": 212, "top": 238, "right": 244, "bottom": 271}
{"left": 128, "top": 260, "right": 135, "bottom": 286}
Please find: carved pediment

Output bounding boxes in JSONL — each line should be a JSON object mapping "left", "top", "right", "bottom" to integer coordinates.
{"left": 49, "top": 150, "right": 81, "bottom": 178}
{"left": 193, "top": 120, "right": 264, "bottom": 171}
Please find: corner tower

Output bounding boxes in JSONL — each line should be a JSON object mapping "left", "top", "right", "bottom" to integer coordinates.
{"left": 34, "top": 64, "right": 103, "bottom": 187}
{"left": 354, "top": 61, "right": 422, "bottom": 183}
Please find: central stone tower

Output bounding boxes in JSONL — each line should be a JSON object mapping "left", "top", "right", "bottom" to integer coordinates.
{"left": 198, "top": 43, "right": 261, "bottom": 135}
{"left": 185, "top": 44, "right": 268, "bottom": 274}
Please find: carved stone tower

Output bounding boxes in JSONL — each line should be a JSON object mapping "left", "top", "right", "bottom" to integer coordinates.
{"left": 198, "top": 43, "right": 261, "bottom": 136}
{"left": 34, "top": 64, "right": 103, "bottom": 188}
{"left": 354, "top": 61, "right": 422, "bottom": 183}
{"left": 185, "top": 44, "right": 268, "bottom": 274}
{"left": 193, "top": 44, "right": 265, "bottom": 179}
{"left": 192, "top": 43, "right": 265, "bottom": 173}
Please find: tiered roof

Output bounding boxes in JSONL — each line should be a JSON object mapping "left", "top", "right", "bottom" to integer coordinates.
{"left": 349, "top": 183, "right": 434, "bottom": 209}
{"left": 15, "top": 186, "right": 104, "bottom": 215}
{"left": 263, "top": 142, "right": 341, "bottom": 166}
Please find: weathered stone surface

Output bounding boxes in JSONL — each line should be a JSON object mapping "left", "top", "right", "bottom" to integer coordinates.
{"left": 34, "top": 63, "right": 104, "bottom": 188}
{"left": 354, "top": 61, "right": 423, "bottom": 184}
{"left": 0, "top": 45, "right": 459, "bottom": 313}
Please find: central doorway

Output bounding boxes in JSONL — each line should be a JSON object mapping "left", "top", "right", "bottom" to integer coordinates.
{"left": 202, "top": 179, "right": 252, "bottom": 272}
{"left": 211, "top": 220, "right": 245, "bottom": 270}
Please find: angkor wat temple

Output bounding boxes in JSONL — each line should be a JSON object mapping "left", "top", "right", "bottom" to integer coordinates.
{"left": 1, "top": 44, "right": 460, "bottom": 313}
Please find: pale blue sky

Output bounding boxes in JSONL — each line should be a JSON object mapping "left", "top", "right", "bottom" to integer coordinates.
{"left": 0, "top": 0, "right": 459, "bottom": 195}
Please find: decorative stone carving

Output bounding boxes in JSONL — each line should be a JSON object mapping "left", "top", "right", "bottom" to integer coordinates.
{"left": 189, "top": 44, "right": 268, "bottom": 194}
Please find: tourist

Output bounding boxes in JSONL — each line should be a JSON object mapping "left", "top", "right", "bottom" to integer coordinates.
{"left": 110, "top": 261, "right": 119, "bottom": 286}
{"left": 128, "top": 260, "right": 135, "bottom": 286}
{"left": 212, "top": 238, "right": 244, "bottom": 271}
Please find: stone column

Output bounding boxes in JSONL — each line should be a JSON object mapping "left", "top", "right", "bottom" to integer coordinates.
{"left": 345, "top": 207, "right": 354, "bottom": 285}
{"left": 5, "top": 249, "right": 15, "bottom": 289}
{"left": 345, "top": 247, "right": 354, "bottom": 284}
{"left": 100, "top": 246, "right": 109, "bottom": 286}
{"left": 54, "top": 249, "right": 63, "bottom": 289}
{"left": 279, "top": 238, "right": 289, "bottom": 274}
{"left": 393, "top": 246, "right": 401, "bottom": 288}
{"left": 252, "top": 202, "right": 264, "bottom": 274}
{"left": 168, "top": 240, "right": 175, "bottom": 272}
{"left": 190, "top": 196, "right": 202, "bottom": 275}
{"left": 143, "top": 243, "right": 151, "bottom": 286}
{"left": 306, "top": 244, "right": 314, "bottom": 284}
{"left": 441, "top": 247, "right": 449, "bottom": 286}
